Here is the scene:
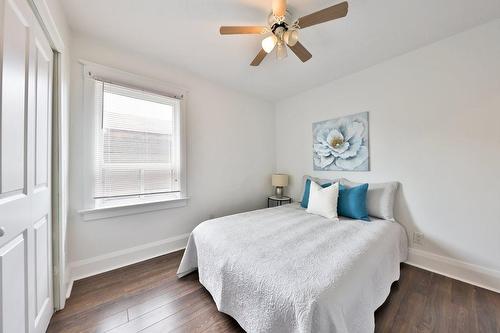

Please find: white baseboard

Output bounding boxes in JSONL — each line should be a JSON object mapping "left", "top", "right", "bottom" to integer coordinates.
{"left": 68, "top": 233, "right": 190, "bottom": 297}
{"left": 406, "top": 248, "right": 500, "bottom": 293}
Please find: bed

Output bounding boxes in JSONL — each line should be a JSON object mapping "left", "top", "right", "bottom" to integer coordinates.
{"left": 177, "top": 203, "right": 408, "bottom": 333}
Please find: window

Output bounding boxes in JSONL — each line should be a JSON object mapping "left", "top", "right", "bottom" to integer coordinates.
{"left": 94, "top": 82, "right": 182, "bottom": 207}
{"left": 81, "top": 62, "right": 187, "bottom": 216}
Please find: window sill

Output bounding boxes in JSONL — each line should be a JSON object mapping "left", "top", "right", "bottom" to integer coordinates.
{"left": 78, "top": 197, "right": 189, "bottom": 221}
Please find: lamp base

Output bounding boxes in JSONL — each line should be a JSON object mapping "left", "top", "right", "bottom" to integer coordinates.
{"left": 275, "top": 186, "right": 284, "bottom": 198}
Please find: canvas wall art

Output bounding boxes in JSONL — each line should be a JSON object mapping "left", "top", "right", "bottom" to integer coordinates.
{"left": 312, "top": 112, "right": 369, "bottom": 171}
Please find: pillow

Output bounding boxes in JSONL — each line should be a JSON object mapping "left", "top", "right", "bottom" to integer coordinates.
{"left": 301, "top": 179, "right": 332, "bottom": 208}
{"left": 338, "top": 184, "right": 370, "bottom": 221}
{"left": 306, "top": 181, "right": 339, "bottom": 220}
{"left": 340, "top": 179, "right": 399, "bottom": 221}
{"left": 300, "top": 175, "right": 341, "bottom": 208}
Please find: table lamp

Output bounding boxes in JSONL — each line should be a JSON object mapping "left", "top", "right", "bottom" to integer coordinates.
{"left": 272, "top": 174, "right": 289, "bottom": 198}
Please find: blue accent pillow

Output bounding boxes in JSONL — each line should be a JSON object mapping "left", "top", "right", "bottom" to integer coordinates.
{"left": 338, "top": 183, "right": 370, "bottom": 221}
{"left": 300, "top": 179, "right": 332, "bottom": 208}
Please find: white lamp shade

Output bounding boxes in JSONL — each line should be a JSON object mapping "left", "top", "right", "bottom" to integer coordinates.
{"left": 262, "top": 35, "right": 277, "bottom": 53}
{"left": 272, "top": 174, "right": 289, "bottom": 187}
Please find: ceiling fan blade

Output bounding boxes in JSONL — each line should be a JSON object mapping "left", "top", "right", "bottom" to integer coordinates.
{"left": 297, "top": 1, "right": 348, "bottom": 29}
{"left": 219, "top": 26, "right": 267, "bottom": 35}
{"left": 250, "top": 49, "right": 268, "bottom": 66}
{"left": 289, "top": 42, "right": 312, "bottom": 62}
{"left": 272, "top": 0, "right": 287, "bottom": 17}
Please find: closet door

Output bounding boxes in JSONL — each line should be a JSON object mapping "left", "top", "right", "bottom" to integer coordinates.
{"left": 0, "top": 0, "right": 54, "bottom": 332}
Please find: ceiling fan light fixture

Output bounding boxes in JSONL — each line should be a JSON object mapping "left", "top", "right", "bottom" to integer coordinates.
{"left": 276, "top": 42, "right": 288, "bottom": 60}
{"left": 284, "top": 29, "right": 299, "bottom": 46}
{"left": 262, "top": 35, "right": 278, "bottom": 53}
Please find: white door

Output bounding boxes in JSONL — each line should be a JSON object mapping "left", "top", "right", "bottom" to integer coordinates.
{"left": 0, "top": 0, "right": 54, "bottom": 332}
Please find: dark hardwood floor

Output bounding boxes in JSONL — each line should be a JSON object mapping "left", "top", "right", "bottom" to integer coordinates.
{"left": 48, "top": 250, "right": 500, "bottom": 333}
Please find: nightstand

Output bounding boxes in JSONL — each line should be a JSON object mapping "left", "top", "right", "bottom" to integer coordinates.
{"left": 268, "top": 196, "right": 292, "bottom": 208}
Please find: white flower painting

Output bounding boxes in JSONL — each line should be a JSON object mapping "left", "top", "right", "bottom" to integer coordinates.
{"left": 312, "top": 112, "right": 369, "bottom": 171}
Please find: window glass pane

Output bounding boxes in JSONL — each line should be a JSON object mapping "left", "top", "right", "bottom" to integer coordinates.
{"left": 103, "top": 90, "right": 173, "bottom": 134}
{"left": 103, "top": 130, "right": 171, "bottom": 164}
{"left": 143, "top": 169, "right": 173, "bottom": 192}
{"left": 99, "top": 168, "right": 141, "bottom": 197}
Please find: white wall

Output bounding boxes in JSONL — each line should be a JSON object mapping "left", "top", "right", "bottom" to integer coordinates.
{"left": 68, "top": 34, "right": 275, "bottom": 279}
{"left": 275, "top": 20, "right": 500, "bottom": 287}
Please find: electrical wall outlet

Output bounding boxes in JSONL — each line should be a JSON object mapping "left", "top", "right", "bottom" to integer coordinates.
{"left": 413, "top": 231, "right": 424, "bottom": 245}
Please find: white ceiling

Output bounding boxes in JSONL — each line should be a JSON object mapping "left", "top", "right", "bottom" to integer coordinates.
{"left": 61, "top": 0, "right": 500, "bottom": 101}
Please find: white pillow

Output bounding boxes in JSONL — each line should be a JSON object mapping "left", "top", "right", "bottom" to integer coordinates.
{"left": 306, "top": 181, "right": 339, "bottom": 220}
{"left": 341, "top": 179, "right": 398, "bottom": 221}
{"left": 300, "top": 175, "right": 341, "bottom": 203}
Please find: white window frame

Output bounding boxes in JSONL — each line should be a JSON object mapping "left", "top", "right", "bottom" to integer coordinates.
{"left": 78, "top": 61, "right": 188, "bottom": 221}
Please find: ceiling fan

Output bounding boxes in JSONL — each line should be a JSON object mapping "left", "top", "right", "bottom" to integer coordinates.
{"left": 219, "top": 0, "right": 348, "bottom": 66}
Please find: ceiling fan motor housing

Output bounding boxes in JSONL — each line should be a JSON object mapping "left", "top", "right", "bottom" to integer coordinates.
{"left": 271, "top": 22, "right": 288, "bottom": 38}
{"left": 268, "top": 10, "right": 293, "bottom": 31}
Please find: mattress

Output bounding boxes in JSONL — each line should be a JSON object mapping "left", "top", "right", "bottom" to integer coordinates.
{"left": 177, "top": 203, "right": 408, "bottom": 333}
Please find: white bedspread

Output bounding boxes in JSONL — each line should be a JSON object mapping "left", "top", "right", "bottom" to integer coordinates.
{"left": 177, "top": 203, "right": 408, "bottom": 333}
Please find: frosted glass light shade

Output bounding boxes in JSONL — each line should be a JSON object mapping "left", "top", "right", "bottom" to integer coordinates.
{"left": 262, "top": 35, "right": 277, "bottom": 53}
{"left": 276, "top": 43, "right": 288, "bottom": 60}
{"left": 284, "top": 30, "right": 299, "bottom": 46}
{"left": 272, "top": 174, "right": 289, "bottom": 187}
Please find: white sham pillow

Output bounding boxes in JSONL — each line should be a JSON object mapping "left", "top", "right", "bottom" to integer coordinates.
{"left": 306, "top": 181, "right": 339, "bottom": 220}
{"left": 341, "top": 179, "right": 398, "bottom": 221}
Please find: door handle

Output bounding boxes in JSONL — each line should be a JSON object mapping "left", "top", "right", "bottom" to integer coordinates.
{"left": 0, "top": 227, "right": 4, "bottom": 237}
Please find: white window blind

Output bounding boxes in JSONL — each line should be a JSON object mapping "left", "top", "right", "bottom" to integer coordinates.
{"left": 93, "top": 81, "right": 181, "bottom": 202}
